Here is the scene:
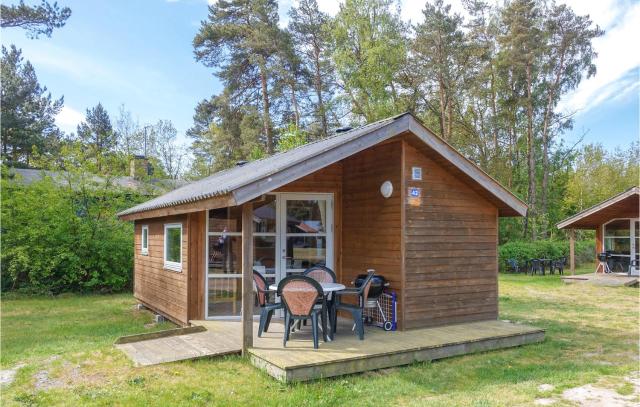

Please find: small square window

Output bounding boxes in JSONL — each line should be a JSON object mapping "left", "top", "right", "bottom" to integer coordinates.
{"left": 411, "top": 167, "right": 422, "bottom": 181}
{"left": 164, "top": 223, "right": 182, "bottom": 272}
{"left": 141, "top": 225, "right": 149, "bottom": 255}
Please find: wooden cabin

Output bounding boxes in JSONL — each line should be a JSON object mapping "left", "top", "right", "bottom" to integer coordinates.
{"left": 558, "top": 187, "right": 639, "bottom": 275}
{"left": 118, "top": 113, "right": 527, "bottom": 329}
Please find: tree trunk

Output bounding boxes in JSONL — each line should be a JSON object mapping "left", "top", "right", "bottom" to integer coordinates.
{"left": 540, "top": 48, "right": 566, "bottom": 223}
{"left": 290, "top": 81, "right": 300, "bottom": 128}
{"left": 438, "top": 74, "right": 447, "bottom": 139}
{"left": 259, "top": 65, "right": 273, "bottom": 154}
{"left": 525, "top": 63, "right": 536, "bottom": 240}
{"left": 312, "top": 43, "right": 328, "bottom": 138}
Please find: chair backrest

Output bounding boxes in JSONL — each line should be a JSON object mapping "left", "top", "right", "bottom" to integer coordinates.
{"left": 277, "top": 275, "right": 323, "bottom": 317}
{"left": 252, "top": 270, "right": 268, "bottom": 306}
{"left": 303, "top": 266, "right": 337, "bottom": 284}
{"left": 358, "top": 269, "right": 375, "bottom": 303}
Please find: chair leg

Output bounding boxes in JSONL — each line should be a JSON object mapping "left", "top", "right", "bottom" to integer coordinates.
{"left": 258, "top": 308, "right": 267, "bottom": 337}
{"left": 320, "top": 308, "right": 329, "bottom": 342}
{"left": 354, "top": 310, "right": 364, "bottom": 340}
{"left": 264, "top": 308, "right": 274, "bottom": 333}
{"left": 283, "top": 312, "right": 290, "bottom": 347}
{"left": 311, "top": 313, "right": 319, "bottom": 349}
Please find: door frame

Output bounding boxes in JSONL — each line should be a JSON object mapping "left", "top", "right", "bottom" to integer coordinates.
{"left": 276, "top": 192, "right": 334, "bottom": 283}
{"left": 204, "top": 192, "right": 335, "bottom": 320}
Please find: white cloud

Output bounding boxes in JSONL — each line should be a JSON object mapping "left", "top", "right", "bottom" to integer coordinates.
{"left": 558, "top": 1, "right": 640, "bottom": 114}
{"left": 56, "top": 106, "right": 85, "bottom": 135}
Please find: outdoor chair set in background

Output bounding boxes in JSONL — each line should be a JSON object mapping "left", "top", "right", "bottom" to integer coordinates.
{"left": 506, "top": 257, "right": 566, "bottom": 275}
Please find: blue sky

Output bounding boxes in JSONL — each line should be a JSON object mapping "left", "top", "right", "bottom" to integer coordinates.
{"left": 1, "top": 0, "right": 638, "bottom": 150}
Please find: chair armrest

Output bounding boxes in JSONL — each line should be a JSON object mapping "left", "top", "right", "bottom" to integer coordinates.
{"left": 335, "top": 288, "right": 359, "bottom": 296}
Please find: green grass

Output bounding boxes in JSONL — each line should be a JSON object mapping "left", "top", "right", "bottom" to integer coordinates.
{"left": 1, "top": 273, "right": 638, "bottom": 406}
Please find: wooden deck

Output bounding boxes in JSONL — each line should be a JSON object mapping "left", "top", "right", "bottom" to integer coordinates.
{"left": 194, "top": 319, "right": 544, "bottom": 382}
{"left": 116, "top": 323, "right": 240, "bottom": 366}
{"left": 561, "top": 273, "right": 639, "bottom": 287}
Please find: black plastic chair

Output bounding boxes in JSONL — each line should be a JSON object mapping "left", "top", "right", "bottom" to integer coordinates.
{"left": 506, "top": 259, "right": 520, "bottom": 273}
{"left": 253, "top": 270, "right": 283, "bottom": 337}
{"left": 277, "top": 275, "right": 328, "bottom": 349}
{"left": 529, "top": 259, "right": 543, "bottom": 275}
{"left": 332, "top": 270, "right": 375, "bottom": 340}
{"left": 552, "top": 257, "right": 566, "bottom": 275}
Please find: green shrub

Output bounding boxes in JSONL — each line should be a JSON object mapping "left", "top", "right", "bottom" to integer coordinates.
{"left": 498, "top": 239, "right": 595, "bottom": 272}
{"left": 1, "top": 169, "right": 144, "bottom": 294}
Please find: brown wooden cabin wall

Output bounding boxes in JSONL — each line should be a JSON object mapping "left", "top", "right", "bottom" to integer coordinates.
{"left": 341, "top": 141, "right": 404, "bottom": 328}
{"left": 187, "top": 211, "right": 206, "bottom": 321}
{"left": 134, "top": 215, "right": 190, "bottom": 325}
{"left": 402, "top": 141, "right": 499, "bottom": 329}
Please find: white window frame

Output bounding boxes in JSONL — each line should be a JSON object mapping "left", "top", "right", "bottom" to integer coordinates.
{"left": 141, "top": 225, "right": 149, "bottom": 255}
{"left": 164, "top": 223, "right": 183, "bottom": 272}
{"left": 603, "top": 218, "right": 632, "bottom": 258}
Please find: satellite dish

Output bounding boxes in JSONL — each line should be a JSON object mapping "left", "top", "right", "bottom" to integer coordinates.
{"left": 380, "top": 181, "right": 393, "bottom": 198}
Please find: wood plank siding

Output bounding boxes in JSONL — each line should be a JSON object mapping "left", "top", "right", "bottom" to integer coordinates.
{"left": 402, "top": 140, "right": 499, "bottom": 329}
{"left": 341, "top": 141, "right": 404, "bottom": 327}
{"left": 134, "top": 212, "right": 205, "bottom": 325}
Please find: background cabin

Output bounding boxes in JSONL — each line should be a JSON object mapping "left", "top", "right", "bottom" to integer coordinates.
{"left": 558, "top": 187, "right": 639, "bottom": 276}
{"left": 118, "top": 113, "right": 527, "bottom": 329}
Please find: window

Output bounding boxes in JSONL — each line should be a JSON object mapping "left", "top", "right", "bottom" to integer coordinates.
{"left": 141, "top": 225, "right": 149, "bottom": 255}
{"left": 164, "top": 223, "right": 182, "bottom": 272}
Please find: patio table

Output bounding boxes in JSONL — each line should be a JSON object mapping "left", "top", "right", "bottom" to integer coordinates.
{"left": 270, "top": 282, "right": 345, "bottom": 341}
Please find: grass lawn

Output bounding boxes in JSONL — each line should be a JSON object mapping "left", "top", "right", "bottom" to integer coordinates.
{"left": 1, "top": 271, "right": 638, "bottom": 406}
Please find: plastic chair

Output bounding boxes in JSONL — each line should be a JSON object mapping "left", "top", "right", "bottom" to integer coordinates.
{"left": 252, "top": 270, "right": 283, "bottom": 337}
{"left": 278, "top": 275, "right": 328, "bottom": 349}
{"left": 506, "top": 259, "right": 520, "bottom": 273}
{"left": 333, "top": 270, "right": 375, "bottom": 340}
{"left": 529, "top": 259, "right": 543, "bottom": 275}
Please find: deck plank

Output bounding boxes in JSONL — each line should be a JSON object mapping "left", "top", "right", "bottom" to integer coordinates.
{"left": 117, "top": 319, "right": 544, "bottom": 381}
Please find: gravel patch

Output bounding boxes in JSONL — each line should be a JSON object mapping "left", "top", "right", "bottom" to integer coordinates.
{"left": 0, "top": 363, "right": 26, "bottom": 387}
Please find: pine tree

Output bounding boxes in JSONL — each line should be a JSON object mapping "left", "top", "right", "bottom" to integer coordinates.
{"left": 288, "top": 0, "right": 335, "bottom": 138}
{"left": 194, "top": 0, "right": 285, "bottom": 155}
{"left": 76, "top": 103, "right": 116, "bottom": 172}
{"left": 1, "top": 0, "right": 71, "bottom": 38}
{"left": 413, "top": 0, "right": 467, "bottom": 140}
{"left": 1, "top": 45, "right": 63, "bottom": 166}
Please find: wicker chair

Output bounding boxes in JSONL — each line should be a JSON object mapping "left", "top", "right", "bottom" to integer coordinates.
{"left": 252, "top": 270, "right": 283, "bottom": 337}
{"left": 277, "top": 275, "right": 328, "bottom": 349}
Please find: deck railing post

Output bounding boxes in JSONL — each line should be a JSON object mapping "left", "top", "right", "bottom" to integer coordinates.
{"left": 569, "top": 228, "right": 575, "bottom": 275}
{"left": 241, "top": 202, "right": 254, "bottom": 355}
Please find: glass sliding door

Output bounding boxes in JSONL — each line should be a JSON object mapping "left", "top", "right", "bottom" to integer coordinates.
{"left": 279, "top": 194, "right": 333, "bottom": 278}
{"left": 205, "top": 193, "right": 333, "bottom": 319}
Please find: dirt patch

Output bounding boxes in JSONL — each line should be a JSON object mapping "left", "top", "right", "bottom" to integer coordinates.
{"left": 561, "top": 374, "right": 640, "bottom": 407}
{"left": 33, "top": 369, "right": 64, "bottom": 391}
{"left": 534, "top": 398, "right": 556, "bottom": 405}
{"left": 0, "top": 363, "right": 26, "bottom": 387}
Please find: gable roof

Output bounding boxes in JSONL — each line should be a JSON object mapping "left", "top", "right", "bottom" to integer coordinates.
{"left": 557, "top": 187, "right": 639, "bottom": 229}
{"left": 118, "top": 113, "right": 527, "bottom": 220}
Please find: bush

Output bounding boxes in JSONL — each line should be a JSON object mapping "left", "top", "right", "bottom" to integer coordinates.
{"left": 498, "top": 239, "right": 595, "bottom": 272}
{"left": 1, "top": 169, "right": 145, "bottom": 294}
